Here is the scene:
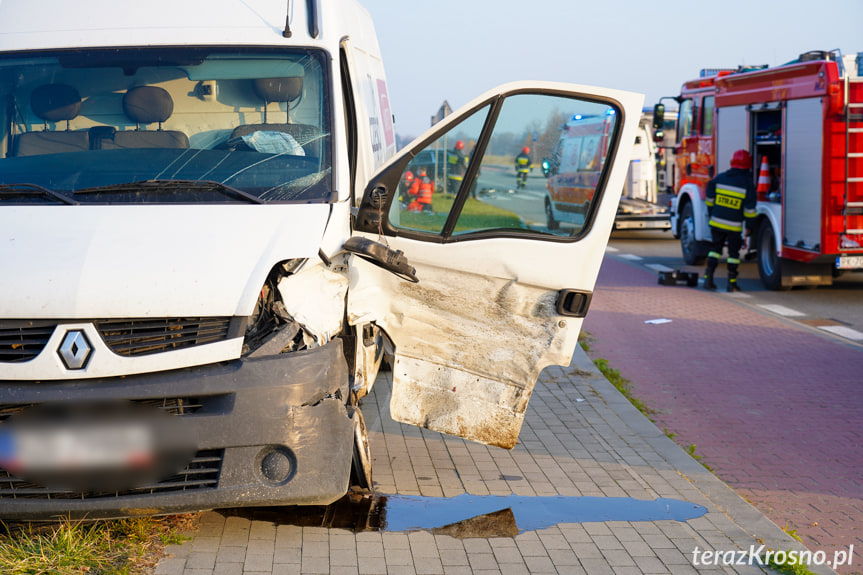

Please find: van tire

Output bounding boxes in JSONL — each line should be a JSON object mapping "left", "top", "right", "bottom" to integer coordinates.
{"left": 348, "top": 406, "right": 373, "bottom": 491}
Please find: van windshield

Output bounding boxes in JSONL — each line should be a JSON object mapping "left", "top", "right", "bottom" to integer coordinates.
{"left": 0, "top": 48, "right": 332, "bottom": 204}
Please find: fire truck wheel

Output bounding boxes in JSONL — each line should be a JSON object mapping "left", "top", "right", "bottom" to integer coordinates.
{"left": 545, "top": 199, "right": 559, "bottom": 230}
{"left": 679, "top": 202, "right": 705, "bottom": 265}
{"left": 756, "top": 220, "right": 787, "bottom": 291}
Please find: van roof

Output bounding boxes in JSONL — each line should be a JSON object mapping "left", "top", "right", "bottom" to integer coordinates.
{"left": 0, "top": 0, "right": 371, "bottom": 52}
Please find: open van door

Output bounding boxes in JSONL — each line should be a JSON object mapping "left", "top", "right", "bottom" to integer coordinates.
{"left": 348, "top": 82, "right": 643, "bottom": 449}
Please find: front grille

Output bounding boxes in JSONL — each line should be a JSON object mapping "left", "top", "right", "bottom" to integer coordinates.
{"left": 94, "top": 317, "right": 233, "bottom": 357}
{"left": 0, "top": 449, "right": 223, "bottom": 500}
{"left": 0, "top": 322, "right": 54, "bottom": 363}
{"left": 0, "top": 317, "right": 239, "bottom": 363}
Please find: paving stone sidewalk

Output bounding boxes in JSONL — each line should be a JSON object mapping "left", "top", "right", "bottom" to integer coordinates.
{"left": 154, "top": 342, "right": 824, "bottom": 574}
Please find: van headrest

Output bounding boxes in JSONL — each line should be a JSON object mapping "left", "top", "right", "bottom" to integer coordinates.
{"left": 123, "top": 86, "right": 174, "bottom": 124}
{"left": 30, "top": 84, "right": 82, "bottom": 122}
{"left": 253, "top": 77, "right": 303, "bottom": 103}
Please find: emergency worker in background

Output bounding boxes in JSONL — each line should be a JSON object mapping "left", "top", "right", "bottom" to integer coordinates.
{"left": 447, "top": 140, "right": 468, "bottom": 196}
{"left": 703, "top": 149, "right": 757, "bottom": 292}
{"left": 515, "top": 146, "right": 531, "bottom": 189}
{"left": 400, "top": 170, "right": 415, "bottom": 205}
{"left": 407, "top": 168, "right": 434, "bottom": 213}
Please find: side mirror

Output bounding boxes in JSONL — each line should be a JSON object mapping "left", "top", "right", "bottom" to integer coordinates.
{"left": 652, "top": 103, "right": 665, "bottom": 130}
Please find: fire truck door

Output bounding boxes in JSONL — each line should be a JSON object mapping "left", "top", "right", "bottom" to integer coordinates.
{"left": 784, "top": 98, "right": 824, "bottom": 250}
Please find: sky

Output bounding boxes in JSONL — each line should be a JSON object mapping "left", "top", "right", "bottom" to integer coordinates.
{"left": 358, "top": 0, "right": 863, "bottom": 140}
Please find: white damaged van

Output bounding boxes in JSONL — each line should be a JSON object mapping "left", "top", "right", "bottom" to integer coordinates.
{"left": 0, "top": 0, "right": 642, "bottom": 518}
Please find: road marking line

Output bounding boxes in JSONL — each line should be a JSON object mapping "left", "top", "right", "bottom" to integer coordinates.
{"left": 757, "top": 304, "right": 806, "bottom": 317}
{"left": 618, "top": 253, "right": 643, "bottom": 260}
{"left": 645, "top": 263, "right": 675, "bottom": 272}
{"left": 606, "top": 246, "right": 619, "bottom": 252}
{"left": 818, "top": 325, "right": 863, "bottom": 341}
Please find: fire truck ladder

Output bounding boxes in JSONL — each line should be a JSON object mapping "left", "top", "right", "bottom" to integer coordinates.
{"left": 845, "top": 72, "right": 863, "bottom": 234}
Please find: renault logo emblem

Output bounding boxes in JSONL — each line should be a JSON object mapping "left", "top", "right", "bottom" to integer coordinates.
{"left": 58, "top": 330, "right": 92, "bottom": 370}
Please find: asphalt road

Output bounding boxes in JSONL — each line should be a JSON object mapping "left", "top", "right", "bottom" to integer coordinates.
{"left": 607, "top": 229, "right": 863, "bottom": 346}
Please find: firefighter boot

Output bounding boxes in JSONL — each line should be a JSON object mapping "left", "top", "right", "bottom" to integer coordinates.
{"left": 702, "top": 269, "right": 717, "bottom": 290}
{"left": 727, "top": 260, "right": 741, "bottom": 292}
{"left": 703, "top": 253, "right": 719, "bottom": 290}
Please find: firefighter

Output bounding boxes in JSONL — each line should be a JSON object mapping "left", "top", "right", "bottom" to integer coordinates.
{"left": 515, "top": 146, "right": 531, "bottom": 189}
{"left": 703, "top": 149, "right": 757, "bottom": 291}
{"left": 407, "top": 168, "right": 434, "bottom": 212}
{"left": 400, "top": 170, "right": 415, "bottom": 204}
{"left": 447, "top": 140, "right": 468, "bottom": 196}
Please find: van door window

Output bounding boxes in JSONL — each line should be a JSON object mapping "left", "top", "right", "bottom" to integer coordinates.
{"left": 384, "top": 94, "right": 620, "bottom": 240}
{"left": 388, "top": 105, "right": 489, "bottom": 235}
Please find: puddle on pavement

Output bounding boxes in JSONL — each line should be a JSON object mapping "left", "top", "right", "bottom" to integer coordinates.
{"left": 218, "top": 493, "right": 707, "bottom": 538}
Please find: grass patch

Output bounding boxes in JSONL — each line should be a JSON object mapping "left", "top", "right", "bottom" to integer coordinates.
{"left": 591, "top": 357, "right": 652, "bottom": 418}
{"left": 0, "top": 514, "right": 195, "bottom": 575}
{"left": 685, "top": 444, "right": 713, "bottom": 472}
{"left": 397, "top": 194, "right": 524, "bottom": 233}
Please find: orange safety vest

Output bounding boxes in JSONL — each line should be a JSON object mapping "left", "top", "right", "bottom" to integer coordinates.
{"left": 417, "top": 177, "right": 433, "bottom": 204}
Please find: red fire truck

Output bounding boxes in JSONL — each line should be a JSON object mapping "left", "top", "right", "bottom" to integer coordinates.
{"left": 656, "top": 50, "right": 863, "bottom": 289}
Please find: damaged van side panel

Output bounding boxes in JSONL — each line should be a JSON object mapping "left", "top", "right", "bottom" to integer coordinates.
{"left": 349, "top": 259, "right": 577, "bottom": 449}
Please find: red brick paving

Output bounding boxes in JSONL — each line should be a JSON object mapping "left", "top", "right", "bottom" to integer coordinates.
{"left": 582, "top": 256, "right": 863, "bottom": 566}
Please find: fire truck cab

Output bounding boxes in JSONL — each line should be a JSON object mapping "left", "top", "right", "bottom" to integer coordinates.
{"left": 661, "top": 50, "right": 863, "bottom": 289}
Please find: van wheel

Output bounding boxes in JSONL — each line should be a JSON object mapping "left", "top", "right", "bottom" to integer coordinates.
{"left": 545, "top": 199, "right": 559, "bottom": 230}
{"left": 757, "top": 220, "right": 787, "bottom": 291}
{"left": 680, "top": 202, "right": 705, "bottom": 265}
{"left": 348, "top": 406, "right": 373, "bottom": 491}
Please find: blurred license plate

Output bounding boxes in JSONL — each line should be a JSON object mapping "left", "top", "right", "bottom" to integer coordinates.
{"left": 836, "top": 256, "right": 863, "bottom": 269}
{"left": 4, "top": 423, "right": 153, "bottom": 472}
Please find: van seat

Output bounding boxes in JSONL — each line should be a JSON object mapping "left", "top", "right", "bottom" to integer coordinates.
{"left": 103, "top": 86, "right": 189, "bottom": 149}
{"left": 13, "top": 84, "right": 89, "bottom": 156}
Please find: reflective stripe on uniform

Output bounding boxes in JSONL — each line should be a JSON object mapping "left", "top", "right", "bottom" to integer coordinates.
{"left": 744, "top": 208, "right": 757, "bottom": 218}
{"left": 727, "top": 257, "right": 741, "bottom": 264}
{"left": 708, "top": 251, "right": 722, "bottom": 259}
{"left": 715, "top": 184, "right": 747, "bottom": 198}
{"left": 709, "top": 217, "right": 743, "bottom": 232}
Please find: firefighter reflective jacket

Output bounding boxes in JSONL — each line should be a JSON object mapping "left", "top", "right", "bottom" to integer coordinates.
{"left": 705, "top": 167, "right": 757, "bottom": 232}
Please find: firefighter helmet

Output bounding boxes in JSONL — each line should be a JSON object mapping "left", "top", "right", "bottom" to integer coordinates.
{"left": 730, "top": 149, "right": 752, "bottom": 169}
{"left": 404, "top": 170, "right": 414, "bottom": 182}
{"left": 522, "top": 146, "right": 530, "bottom": 154}
{"left": 455, "top": 140, "right": 464, "bottom": 150}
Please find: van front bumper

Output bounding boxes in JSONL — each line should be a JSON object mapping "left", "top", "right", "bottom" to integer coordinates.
{"left": 0, "top": 339, "right": 354, "bottom": 520}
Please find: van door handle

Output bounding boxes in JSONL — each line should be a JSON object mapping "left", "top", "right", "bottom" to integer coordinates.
{"left": 555, "top": 289, "right": 592, "bottom": 317}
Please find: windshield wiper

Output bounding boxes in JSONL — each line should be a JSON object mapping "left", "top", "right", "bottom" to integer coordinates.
{"left": 0, "top": 183, "right": 78, "bottom": 205}
{"left": 73, "top": 179, "right": 265, "bottom": 204}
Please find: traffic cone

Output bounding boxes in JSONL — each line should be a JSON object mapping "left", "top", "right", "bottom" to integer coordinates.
{"left": 756, "top": 156, "right": 770, "bottom": 197}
